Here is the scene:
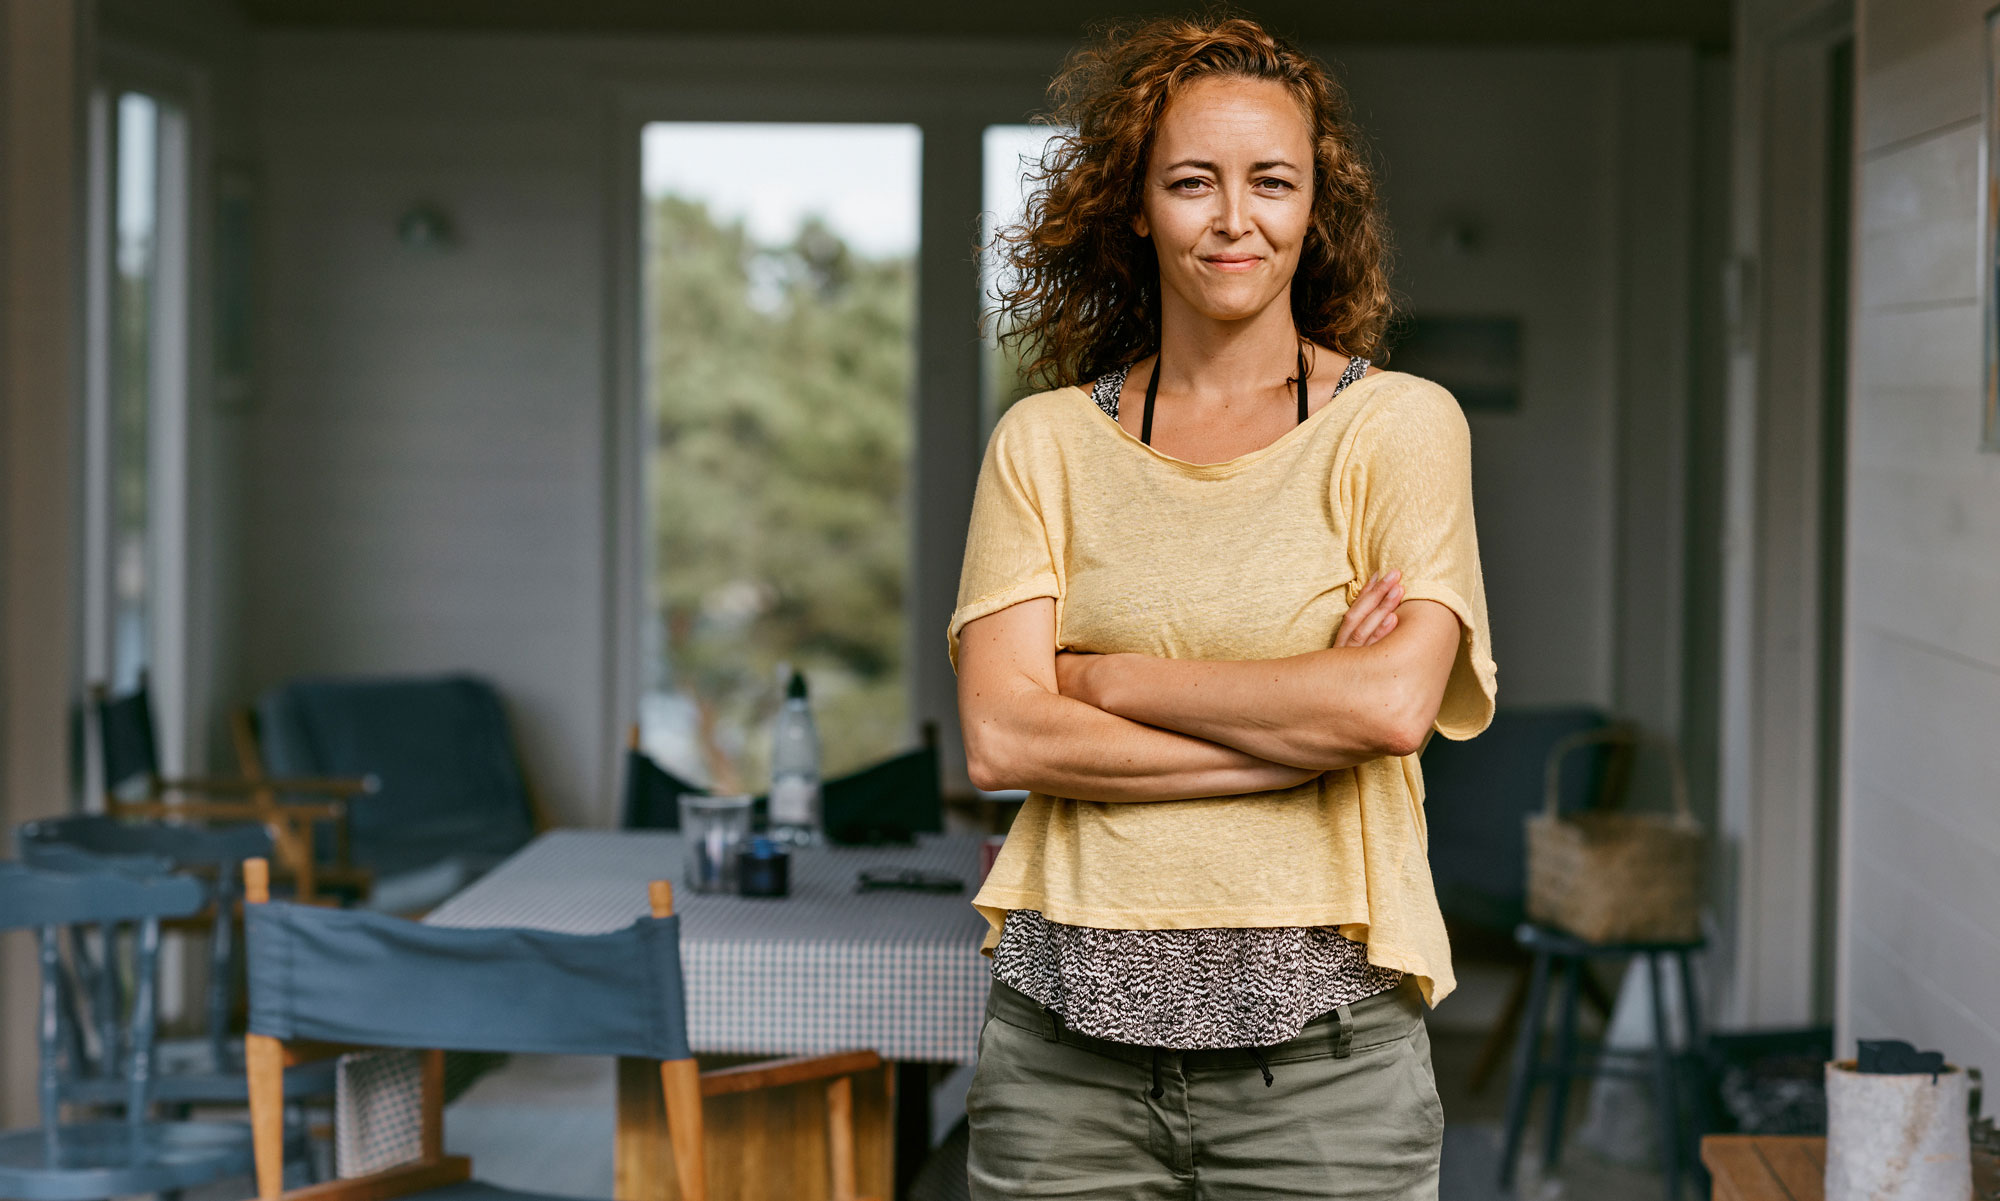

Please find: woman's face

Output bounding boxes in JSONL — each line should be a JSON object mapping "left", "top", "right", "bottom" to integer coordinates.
{"left": 1136, "top": 74, "right": 1316, "bottom": 328}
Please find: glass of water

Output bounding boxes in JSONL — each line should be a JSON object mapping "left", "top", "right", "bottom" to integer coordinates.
{"left": 679, "top": 794, "right": 754, "bottom": 894}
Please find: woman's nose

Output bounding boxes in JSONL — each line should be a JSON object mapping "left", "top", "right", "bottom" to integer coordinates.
{"left": 1212, "top": 187, "right": 1253, "bottom": 238}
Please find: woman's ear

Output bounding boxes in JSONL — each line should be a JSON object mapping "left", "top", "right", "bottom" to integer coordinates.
{"left": 1131, "top": 210, "right": 1150, "bottom": 239}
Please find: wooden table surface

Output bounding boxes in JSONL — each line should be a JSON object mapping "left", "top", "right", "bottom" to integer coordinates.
{"left": 1702, "top": 1134, "right": 1999, "bottom": 1200}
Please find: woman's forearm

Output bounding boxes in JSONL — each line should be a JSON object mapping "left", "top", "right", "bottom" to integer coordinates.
{"left": 1064, "top": 600, "right": 1464, "bottom": 769}
{"left": 961, "top": 676, "right": 1319, "bottom": 802}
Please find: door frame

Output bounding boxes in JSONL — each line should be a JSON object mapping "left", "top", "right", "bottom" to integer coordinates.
{"left": 83, "top": 40, "right": 209, "bottom": 787}
{"left": 1716, "top": 0, "right": 1855, "bottom": 1028}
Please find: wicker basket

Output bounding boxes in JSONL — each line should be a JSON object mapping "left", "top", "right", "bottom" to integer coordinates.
{"left": 1525, "top": 726, "right": 1705, "bottom": 944}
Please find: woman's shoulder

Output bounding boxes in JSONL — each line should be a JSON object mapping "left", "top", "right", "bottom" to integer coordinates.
{"left": 1349, "top": 368, "right": 1458, "bottom": 414}
{"left": 1341, "top": 370, "right": 1470, "bottom": 450}
{"left": 988, "top": 384, "right": 1102, "bottom": 446}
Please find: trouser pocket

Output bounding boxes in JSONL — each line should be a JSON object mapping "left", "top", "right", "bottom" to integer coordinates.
{"left": 966, "top": 1015, "right": 1181, "bottom": 1200}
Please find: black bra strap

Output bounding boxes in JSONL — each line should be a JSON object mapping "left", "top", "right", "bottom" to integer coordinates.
{"left": 1139, "top": 345, "right": 1312, "bottom": 447}
{"left": 1296, "top": 347, "right": 1309, "bottom": 424}
{"left": 1141, "top": 356, "right": 1161, "bottom": 445}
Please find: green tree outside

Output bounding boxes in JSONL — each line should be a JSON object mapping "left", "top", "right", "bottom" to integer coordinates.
{"left": 644, "top": 194, "right": 913, "bottom": 789}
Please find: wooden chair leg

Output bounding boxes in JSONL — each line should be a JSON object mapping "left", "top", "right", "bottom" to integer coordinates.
{"left": 826, "top": 1075, "right": 857, "bottom": 1201}
{"left": 661, "top": 1060, "right": 705, "bottom": 1201}
{"left": 247, "top": 1034, "right": 288, "bottom": 1200}
{"left": 650, "top": 882, "right": 707, "bottom": 1201}
{"left": 420, "top": 1049, "right": 445, "bottom": 1160}
{"left": 244, "top": 860, "right": 288, "bottom": 1200}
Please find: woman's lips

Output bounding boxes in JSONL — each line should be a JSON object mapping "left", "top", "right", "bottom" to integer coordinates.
{"left": 1202, "top": 255, "right": 1262, "bottom": 272}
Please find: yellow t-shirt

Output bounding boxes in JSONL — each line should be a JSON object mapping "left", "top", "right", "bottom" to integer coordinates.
{"left": 948, "top": 370, "right": 1498, "bottom": 1006}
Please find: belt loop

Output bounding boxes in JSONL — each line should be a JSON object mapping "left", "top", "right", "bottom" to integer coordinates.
{"left": 1333, "top": 1004, "right": 1355, "bottom": 1059}
{"left": 1040, "top": 1005, "right": 1063, "bottom": 1042}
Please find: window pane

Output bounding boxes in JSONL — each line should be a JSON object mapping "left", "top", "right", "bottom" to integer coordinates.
{"left": 111, "top": 92, "right": 160, "bottom": 691}
{"left": 639, "top": 123, "right": 920, "bottom": 789}
{"left": 981, "top": 124, "right": 1069, "bottom": 432}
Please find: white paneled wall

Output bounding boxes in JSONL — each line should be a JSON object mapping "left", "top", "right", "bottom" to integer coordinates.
{"left": 1339, "top": 48, "right": 1625, "bottom": 711}
{"left": 1846, "top": 0, "right": 2000, "bottom": 1069}
{"left": 248, "top": 38, "right": 611, "bottom": 824}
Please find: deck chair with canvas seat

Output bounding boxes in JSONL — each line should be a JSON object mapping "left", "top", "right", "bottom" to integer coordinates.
{"left": 92, "top": 674, "right": 375, "bottom": 903}
{"left": 242, "top": 858, "right": 885, "bottom": 1201}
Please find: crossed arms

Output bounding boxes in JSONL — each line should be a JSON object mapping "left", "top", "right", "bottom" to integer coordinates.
{"left": 956, "top": 570, "right": 1465, "bottom": 803}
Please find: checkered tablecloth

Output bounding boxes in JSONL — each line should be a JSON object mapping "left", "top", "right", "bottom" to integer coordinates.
{"left": 426, "top": 830, "right": 992, "bottom": 1063}
{"left": 335, "top": 830, "right": 993, "bottom": 1176}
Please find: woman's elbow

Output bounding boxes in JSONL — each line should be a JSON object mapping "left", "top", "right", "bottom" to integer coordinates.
{"left": 1377, "top": 715, "right": 1431, "bottom": 759}
{"left": 1378, "top": 687, "right": 1441, "bottom": 758}
{"left": 965, "top": 744, "right": 1010, "bottom": 793}
{"left": 961, "top": 718, "right": 1020, "bottom": 792}
{"left": 1310, "top": 692, "right": 1431, "bottom": 763}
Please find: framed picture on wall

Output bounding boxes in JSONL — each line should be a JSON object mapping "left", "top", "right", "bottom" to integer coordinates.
{"left": 1984, "top": 6, "right": 2000, "bottom": 450}
{"left": 1385, "top": 314, "right": 1523, "bottom": 414}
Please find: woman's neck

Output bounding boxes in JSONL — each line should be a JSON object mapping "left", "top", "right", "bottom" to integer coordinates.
{"left": 1155, "top": 295, "right": 1303, "bottom": 405}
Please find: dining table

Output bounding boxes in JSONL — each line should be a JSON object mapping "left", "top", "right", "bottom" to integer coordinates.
{"left": 333, "top": 829, "right": 993, "bottom": 1200}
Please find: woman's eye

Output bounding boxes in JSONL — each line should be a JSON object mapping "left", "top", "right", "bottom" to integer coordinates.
{"left": 1256, "top": 177, "right": 1296, "bottom": 192}
{"left": 1169, "top": 177, "right": 1208, "bottom": 192}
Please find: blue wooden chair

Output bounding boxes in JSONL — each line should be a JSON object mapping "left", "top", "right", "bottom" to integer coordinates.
{"left": 16, "top": 816, "right": 338, "bottom": 1111}
{"left": 0, "top": 860, "right": 255, "bottom": 1200}
{"left": 241, "top": 859, "right": 884, "bottom": 1201}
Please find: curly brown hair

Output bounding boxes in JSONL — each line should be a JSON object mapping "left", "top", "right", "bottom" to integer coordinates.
{"left": 989, "top": 14, "right": 1394, "bottom": 391}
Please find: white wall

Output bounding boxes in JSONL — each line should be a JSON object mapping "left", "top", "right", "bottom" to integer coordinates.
{"left": 1843, "top": 0, "right": 2000, "bottom": 1070}
{"left": 240, "top": 33, "right": 1707, "bottom": 825}
{"left": 1339, "top": 48, "right": 1627, "bottom": 710}
{"left": 246, "top": 36, "right": 615, "bottom": 826}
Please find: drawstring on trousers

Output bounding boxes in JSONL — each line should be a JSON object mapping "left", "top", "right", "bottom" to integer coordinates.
{"left": 1147, "top": 1046, "right": 1273, "bottom": 1099}
{"left": 1248, "top": 1047, "right": 1275, "bottom": 1088}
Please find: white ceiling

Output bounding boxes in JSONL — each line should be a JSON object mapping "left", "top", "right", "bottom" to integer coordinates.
{"left": 239, "top": 0, "right": 1732, "bottom": 47}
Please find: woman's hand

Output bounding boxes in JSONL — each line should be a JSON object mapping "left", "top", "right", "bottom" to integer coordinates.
{"left": 1334, "top": 570, "right": 1403, "bottom": 648}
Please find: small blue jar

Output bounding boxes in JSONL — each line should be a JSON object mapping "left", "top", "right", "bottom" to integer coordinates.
{"left": 736, "top": 836, "right": 790, "bottom": 898}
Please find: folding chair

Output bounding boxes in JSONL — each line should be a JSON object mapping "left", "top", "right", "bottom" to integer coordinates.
{"left": 242, "top": 858, "right": 883, "bottom": 1201}
{"left": 821, "top": 724, "right": 943, "bottom": 846}
{"left": 620, "top": 726, "right": 704, "bottom": 831}
{"left": 92, "top": 674, "right": 375, "bottom": 903}
{"left": 0, "top": 861, "right": 254, "bottom": 1200}
{"left": 245, "top": 674, "right": 543, "bottom": 912}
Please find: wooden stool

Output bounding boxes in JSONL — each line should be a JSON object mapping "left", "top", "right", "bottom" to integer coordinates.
{"left": 1498, "top": 923, "right": 1705, "bottom": 1200}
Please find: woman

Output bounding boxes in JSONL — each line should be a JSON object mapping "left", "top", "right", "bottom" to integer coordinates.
{"left": 951, "top": 16, "right": 1498, "bottom": 1200}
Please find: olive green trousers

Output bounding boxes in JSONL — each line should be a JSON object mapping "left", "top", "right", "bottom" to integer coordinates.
{"left": 966, "top": 976, "right": 1443, "bottom": 1200}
